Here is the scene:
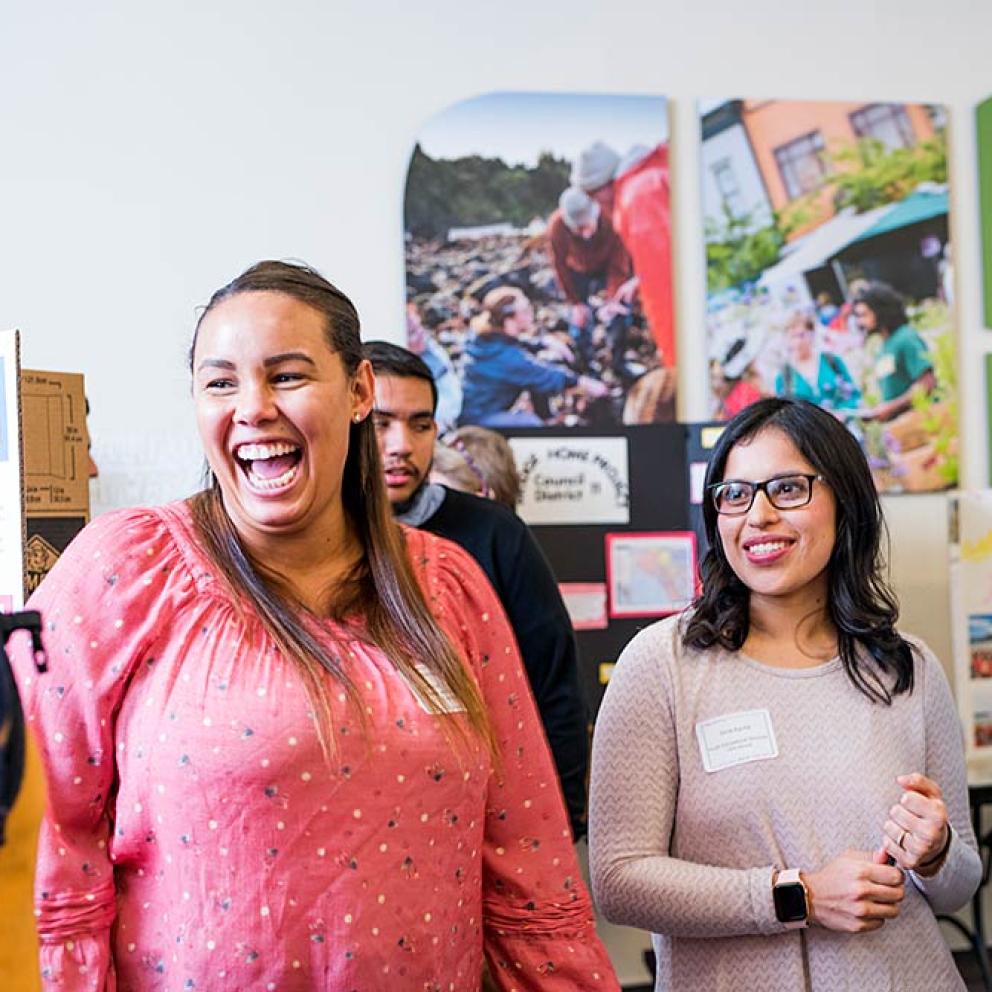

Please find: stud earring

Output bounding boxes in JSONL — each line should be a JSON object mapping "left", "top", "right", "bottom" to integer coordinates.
{"left": 352, "top": 412, "right": 362, "bottom": 423}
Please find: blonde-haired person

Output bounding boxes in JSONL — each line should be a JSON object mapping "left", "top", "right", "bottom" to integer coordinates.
{"left": 460, "top": 286, "right": 607, "bottom": 427}
{"left": 432, "top": 426, "right": 521, "bottom": 511}
{"left": 11, "top": 261, "right": 618, "bottom": 992}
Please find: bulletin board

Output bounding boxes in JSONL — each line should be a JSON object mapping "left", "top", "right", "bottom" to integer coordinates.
{"left": 507, "top": 422, "right": 709, "bottom": 715}
{"left": 949, "top": 492, "right": 992, "bottom": 772}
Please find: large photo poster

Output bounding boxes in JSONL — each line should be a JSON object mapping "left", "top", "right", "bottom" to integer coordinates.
{"left": 404, "top": 91, "right": 675, "bottom": 431}
{"left": 701, "top": 99, "right": 955, "bottom": 493}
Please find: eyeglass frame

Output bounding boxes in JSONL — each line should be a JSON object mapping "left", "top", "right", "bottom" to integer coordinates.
{"left": 706, "top": 472, "right": 826, "bottom": 516}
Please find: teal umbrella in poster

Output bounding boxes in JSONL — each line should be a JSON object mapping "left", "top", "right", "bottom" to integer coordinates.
{"left": 847, "top": 187, "right": 949, "bottom": 245}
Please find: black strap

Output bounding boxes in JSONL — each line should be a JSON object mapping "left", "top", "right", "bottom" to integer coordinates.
{"left": 783, "top": 365, "right": 795, "bottom": 397}
{"left": 0, "top": 611, "right": 46, "bottom": 847}
{"left": 823, "top": 352, "right": 845, "bottom": 378}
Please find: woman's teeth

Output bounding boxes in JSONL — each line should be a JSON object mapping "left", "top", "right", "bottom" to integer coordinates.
{"left": 236, "top": 442, "right": 298, "bottom": 460}
{"left": 247, "top": 462, "right": 300, "bottom": 489}
{"left": 748, "top": 541, "right": 788, "bottom": 555}
{"left": 234, "top": 441, "right": 302, "bottom": 489}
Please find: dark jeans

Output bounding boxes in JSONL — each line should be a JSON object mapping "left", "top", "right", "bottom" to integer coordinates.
{"left": 566, "top": 271, "right": 630, "bottom": 375}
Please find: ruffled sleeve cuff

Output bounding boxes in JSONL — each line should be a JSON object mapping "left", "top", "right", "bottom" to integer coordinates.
{"left": 39, "top": 929, "right": 114, "bottom": 991}
{"left": 484, "top": 900, "right": 618, "bottom": 989}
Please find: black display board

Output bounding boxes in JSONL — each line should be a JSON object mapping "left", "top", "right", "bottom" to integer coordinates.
{"left": 506, "top": 423, "right": 721, "bottom": 716}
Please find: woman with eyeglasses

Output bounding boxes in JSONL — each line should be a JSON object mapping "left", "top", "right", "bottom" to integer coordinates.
{"left": 589, "top": 397, "right": 979, "bottom": 990}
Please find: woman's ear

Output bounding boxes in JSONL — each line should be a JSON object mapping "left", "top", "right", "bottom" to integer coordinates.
{"left": 351, "top": 359, "right": 375, "bottom": 421}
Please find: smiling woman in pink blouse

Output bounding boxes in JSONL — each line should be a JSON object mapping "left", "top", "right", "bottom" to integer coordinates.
{"left": 590, "top": 397, "right": 980, "bottom": 991}
{"left": 11, "top": 260, "right": 618, "bottom": 992}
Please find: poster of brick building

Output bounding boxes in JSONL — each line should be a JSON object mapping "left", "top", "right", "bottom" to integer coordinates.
{"left": 701, "top": 99, "right": 955, "bottom": 493}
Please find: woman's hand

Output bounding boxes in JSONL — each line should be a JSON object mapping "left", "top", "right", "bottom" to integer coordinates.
{"left": 881, "top": 773, "right": 950, "bottom": 876}
{"left": 578, "top": 375, "right": 610, "bottom": 399}
{"left": 803, "top": 850, "right": 905, "bottom": 932}
{"left": 571, "top": 303, "right": 591, "bottom": 328}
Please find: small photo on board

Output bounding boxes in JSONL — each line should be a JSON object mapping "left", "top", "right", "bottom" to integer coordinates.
{"left": 606, "top": 531, "right": 697, "bottom": 619}
{"left": 976, "top": 710, "right": 992, "bottom": 748}
{"left": 558, "top": 582, "right": 609, "bottom": 631}
{"left": 970, "top": 614, "right": 992, "bottom": 678}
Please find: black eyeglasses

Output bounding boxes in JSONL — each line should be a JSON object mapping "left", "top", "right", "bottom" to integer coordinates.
{"left": 708, "top": 473, "right": 825, "bottom": 516}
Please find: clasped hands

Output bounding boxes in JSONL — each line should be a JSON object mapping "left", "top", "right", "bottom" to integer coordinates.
{"left": 801, "top": 773, "right": 950, "bottom": 933}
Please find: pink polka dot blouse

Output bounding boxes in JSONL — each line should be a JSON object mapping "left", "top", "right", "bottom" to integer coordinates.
{"left": 11, "top": 501, "right": 618, "bottom": 991}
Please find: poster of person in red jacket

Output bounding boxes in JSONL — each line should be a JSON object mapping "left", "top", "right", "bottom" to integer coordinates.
{"left": 404, "top": 91, "right": 675, "bottom": 428}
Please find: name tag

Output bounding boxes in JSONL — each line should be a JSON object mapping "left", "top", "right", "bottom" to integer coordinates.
{"left": 876, "top": 354, "right": 896, "bottom": 378}
{"left": 404, "top": 663, "right": 467, "bottom": 715}
{"left": 695, "top": 708, "right": 778, "bottom": 773}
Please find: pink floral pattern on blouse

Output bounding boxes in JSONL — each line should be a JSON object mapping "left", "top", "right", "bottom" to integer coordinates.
{"left": 11, "top": 501, "right": 617, "bottom": 991}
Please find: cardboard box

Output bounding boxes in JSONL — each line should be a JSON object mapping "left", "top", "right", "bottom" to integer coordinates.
{"left": 21, "top": 369, "right": 89, "bottom": 597}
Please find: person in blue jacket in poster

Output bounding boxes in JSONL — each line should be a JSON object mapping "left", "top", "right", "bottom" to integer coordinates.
{"left": 459, "top": 285, "right": 608, "bottom": 427}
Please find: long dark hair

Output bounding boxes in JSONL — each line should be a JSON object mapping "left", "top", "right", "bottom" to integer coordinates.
{"left": 682, "top": 397, "right": 914, "bottom": 703}
{"left": 856, "top": 282, "right": 908, "bottom": 334}
{"left": 187, "top": 260, "right": 495, "bottom": 757}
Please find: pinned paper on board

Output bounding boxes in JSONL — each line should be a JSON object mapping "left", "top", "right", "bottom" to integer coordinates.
{"left": 605, "top": 530, "right": 697, "bottom": 618}
{"left": 510, "top": 436, "right": 629, "bottom": 525}
{"left": 558, "top": 582, "right": 609, "bottom": 631}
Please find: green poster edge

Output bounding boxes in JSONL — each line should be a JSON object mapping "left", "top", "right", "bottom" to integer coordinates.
{"left": 987, "top": 354, "right": 992, "bottom": 482}
{"left": 979, "top": 98, "right": 992, "bottom": 329}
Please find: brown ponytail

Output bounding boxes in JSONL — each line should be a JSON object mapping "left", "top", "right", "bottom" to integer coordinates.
{"left": 189, "top": 261, "right": 496, "bottom": 762}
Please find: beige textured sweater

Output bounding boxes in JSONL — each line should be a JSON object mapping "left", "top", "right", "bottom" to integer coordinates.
{"left": 589, "top": 615, "right": 981, "bottom": 991}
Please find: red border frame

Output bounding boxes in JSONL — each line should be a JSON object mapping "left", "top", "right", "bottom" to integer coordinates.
{"left": 558, "top": 581, "right": 609, "bottom": 630}
{"left": 605, "top": 530, "right": 698, "bottom": 619}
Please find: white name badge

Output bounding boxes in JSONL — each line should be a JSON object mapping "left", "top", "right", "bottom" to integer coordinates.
{"left": 403, "top": 663, "right": 467, "bottom": 715}
{"left": 876, "top": 353, "right": 896, "bottom": 378}
{"left": 695, "top": 708, "right": 778, "bottom": 773}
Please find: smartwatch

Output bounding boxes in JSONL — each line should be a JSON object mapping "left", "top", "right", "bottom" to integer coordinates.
{"left": 773, "top": 868, "right": 809, "bottom": 929}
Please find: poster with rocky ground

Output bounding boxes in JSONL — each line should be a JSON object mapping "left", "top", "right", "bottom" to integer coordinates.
{"left": 701, "top": 98, "right": 956, "bottom": 493}
{"left": 404, "top": 91, "right": 674, "bottom": 431}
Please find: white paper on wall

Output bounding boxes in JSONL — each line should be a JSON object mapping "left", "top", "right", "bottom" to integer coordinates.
{"left": 0, "top": 330, "right": 23, "bottom": 610}
{"left": 509, "top": 436, "right": 630, "bottom": 526}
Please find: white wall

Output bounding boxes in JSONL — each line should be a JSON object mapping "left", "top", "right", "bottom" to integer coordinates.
{"left": 4, "top": 0, "right": 990, "bottom": 983}
{"left": 3, "top": 0, "right": 990, "bottom": 514}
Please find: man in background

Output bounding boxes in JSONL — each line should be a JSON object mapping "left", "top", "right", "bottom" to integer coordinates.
{"left": 363, "top": 340, "right": 589, "bottom": 839}
{"left": 854, "top": 281, "right": 935, "bottom": 422}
